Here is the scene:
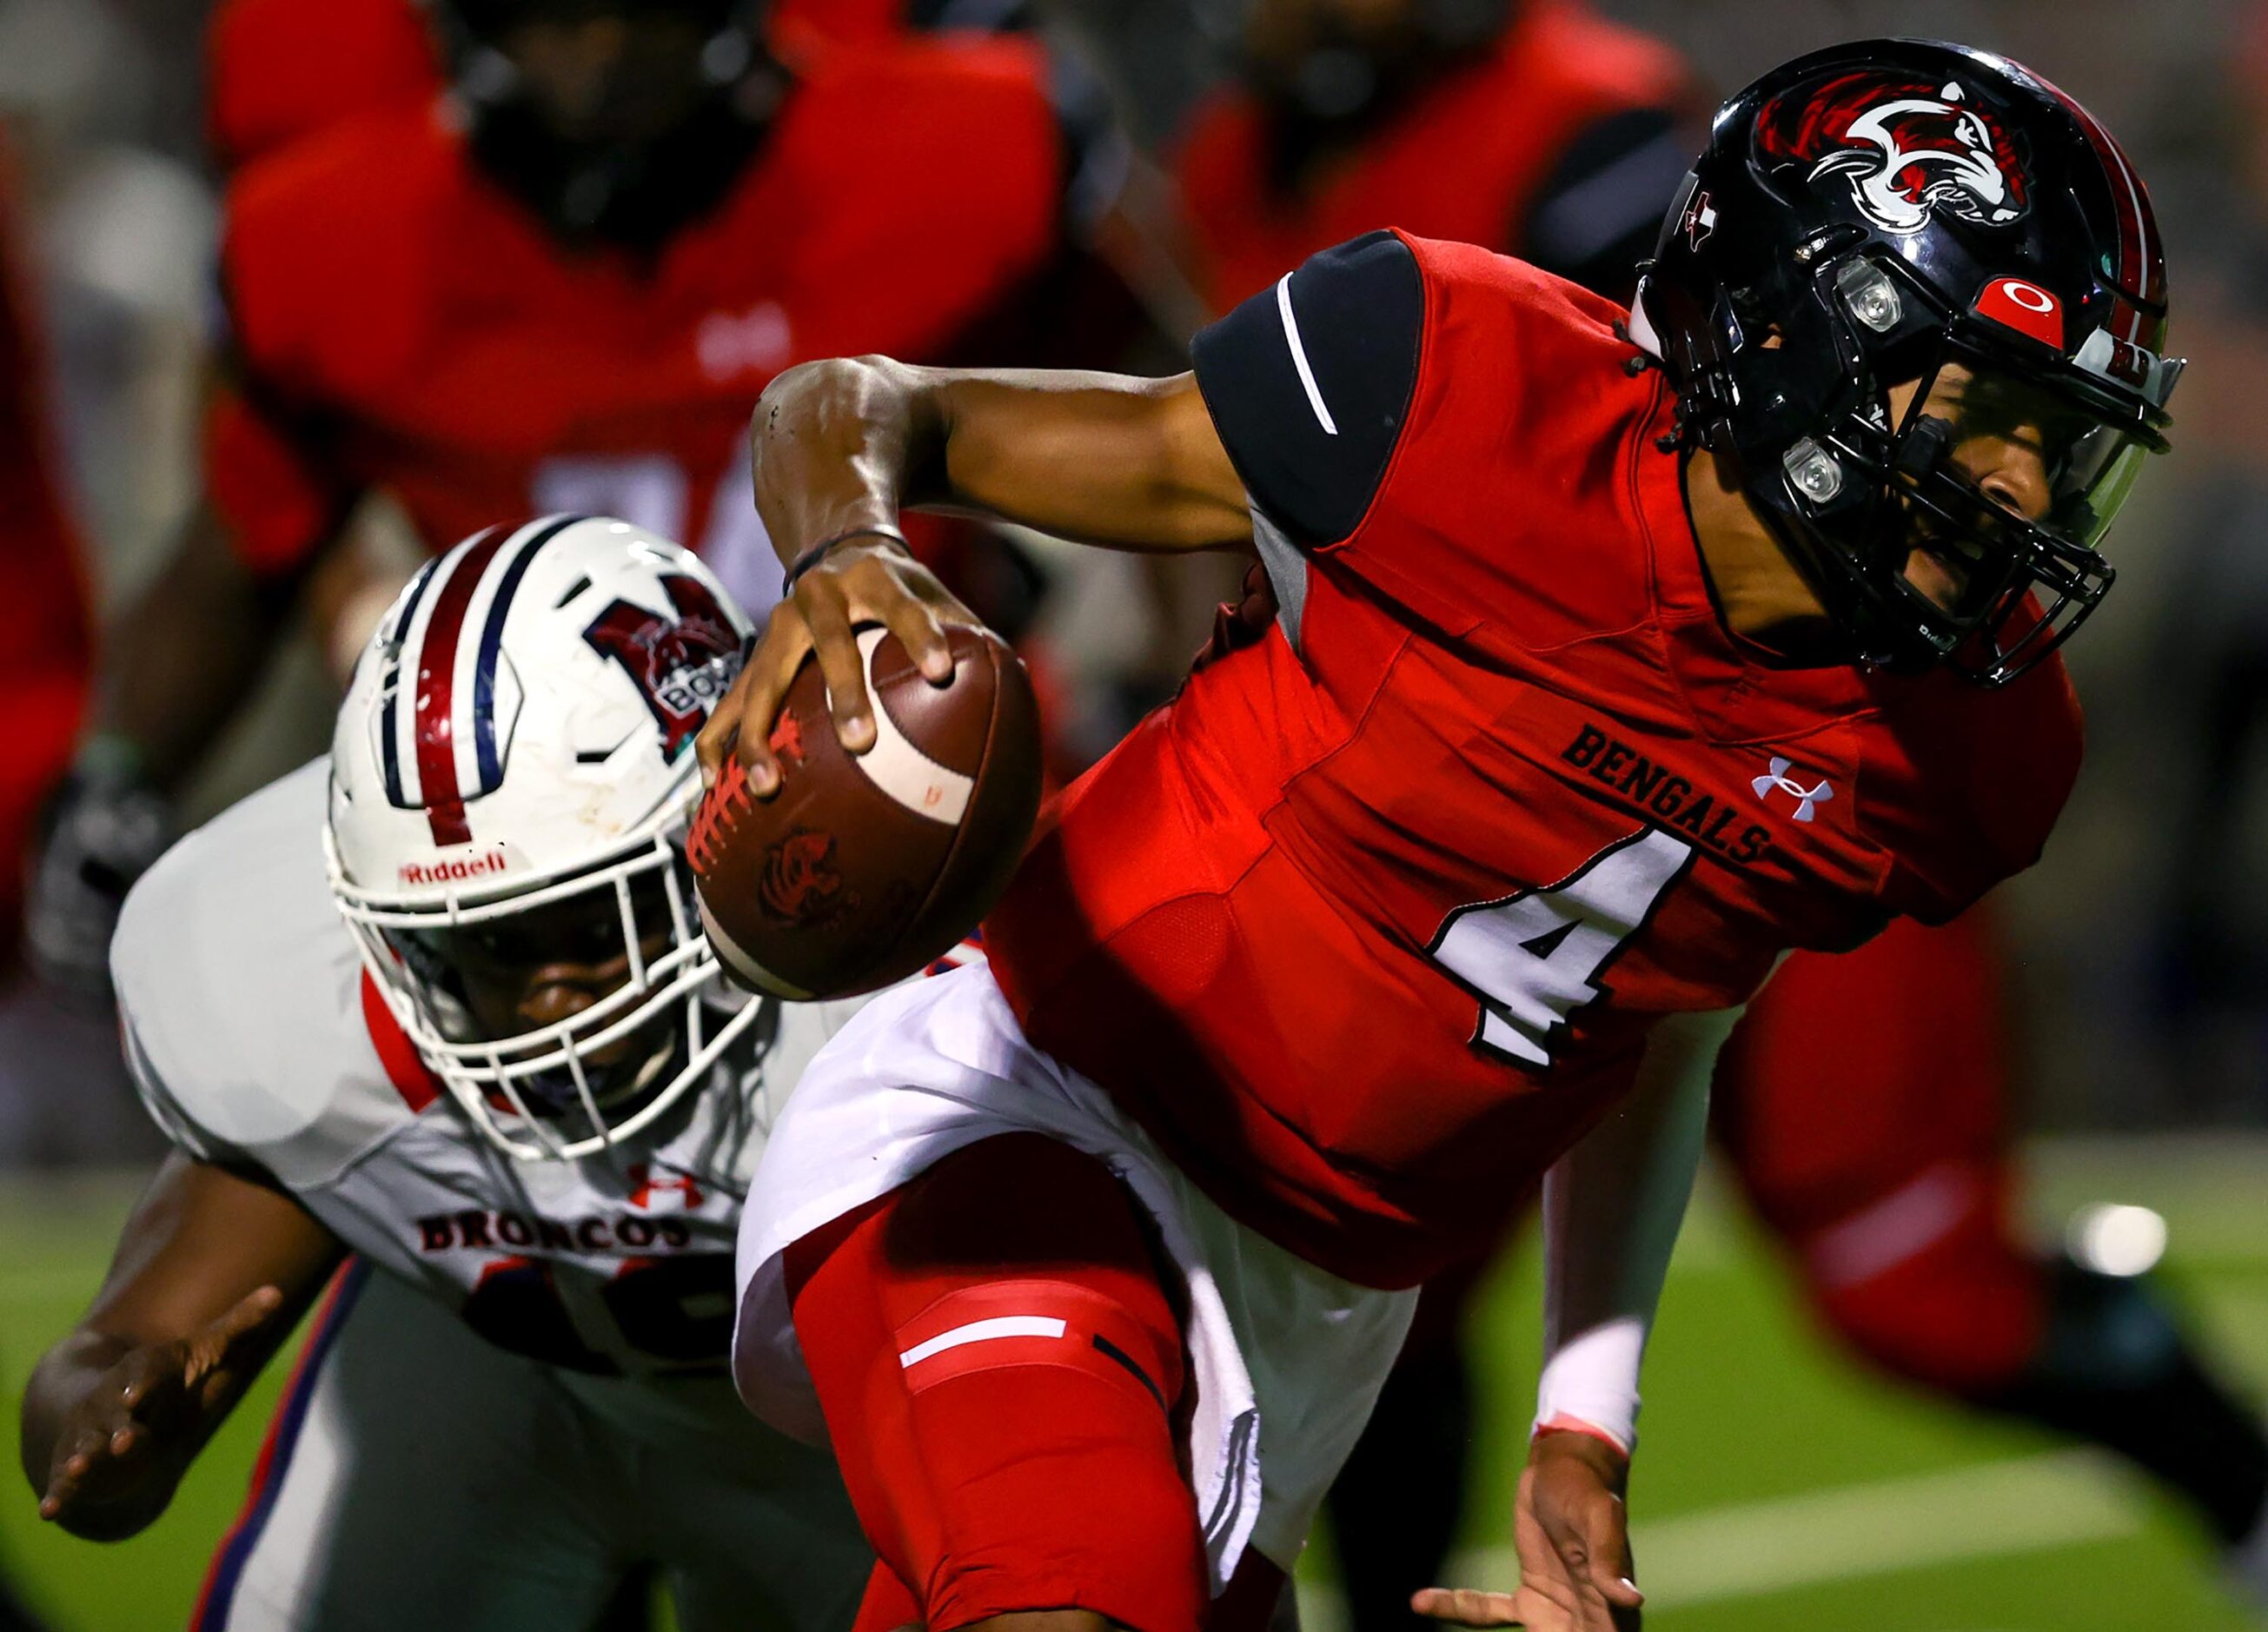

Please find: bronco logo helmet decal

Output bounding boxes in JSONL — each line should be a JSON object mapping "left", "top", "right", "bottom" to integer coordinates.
{"left": 582, "top": 573, "right": 741, "bottom": 760}
{"left": 1759, "top": 73, "right": 2029, "bottom": 236}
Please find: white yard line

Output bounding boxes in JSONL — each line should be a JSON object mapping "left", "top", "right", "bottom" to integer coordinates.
{"left": 1443, "top": 1449, "right": 2140, "bottom": 1610}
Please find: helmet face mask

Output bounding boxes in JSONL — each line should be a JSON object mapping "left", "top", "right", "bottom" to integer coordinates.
{"left": 1637, "top": 40, "right": 2180, "bottom": 686}
{"left": 335, "top": 826, "right": 740, "bottom": 1153}
{"left": 327, "top": 516, "right": 759, "bottom": 1161}
{"left": 1767, "top": 246, "right": 2165, "bottom": 680}
{"left": 434, "top": 0, "right": 776, "bottom": 249}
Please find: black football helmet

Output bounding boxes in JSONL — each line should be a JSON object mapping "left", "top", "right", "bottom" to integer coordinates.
{"left": 432, "top": 0, "right": 779, "bottom": 250}
{"left": 1635, "top": 39, "right": 2179, "bottom": 685}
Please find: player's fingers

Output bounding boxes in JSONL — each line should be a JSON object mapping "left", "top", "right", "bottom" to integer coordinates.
{"left": 196, "top": 1284, "right": 285, "bottom": 1369}
{"left": 873, "top": 584, "right": 955, "bottom": 687}
{"left": 726, "top": 604, "right": 818, "bottom": 794}
{"left": 43, "top": 1417, "right": 117, "bottom": 1516}
{"left": 798, "top": 582, "right": 875, "bottom": 753}
{"left": 696, "top": 660, "right": 753, "bottom": 786}
{"left": 115, "top": 1344, "right": 187, "bottom": 1420}
{"left": 1578, "top": 1502, "right": 1641, "bottom": 1609}
{"left": 1411, "top": 1586, "right": 1523, "bottom": 1627}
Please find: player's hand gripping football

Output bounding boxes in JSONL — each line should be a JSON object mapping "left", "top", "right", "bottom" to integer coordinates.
{"left": 697, "top": 538, "right": 978, "bottom": 796}
{"left": 37, "top": 1285, "right": 283, "bottom": 1536}
{"left": 1416, "top": 1430, "right": 1642, "bottom": 1631}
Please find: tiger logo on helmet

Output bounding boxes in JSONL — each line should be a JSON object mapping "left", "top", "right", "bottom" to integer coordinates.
{"left": 1758, "top": 72, "right": 2030, "bottom": 235}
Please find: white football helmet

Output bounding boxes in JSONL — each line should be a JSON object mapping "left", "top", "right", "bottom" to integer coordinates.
{"left": 326, "top": 514, "right": 755, "bottom": 1159}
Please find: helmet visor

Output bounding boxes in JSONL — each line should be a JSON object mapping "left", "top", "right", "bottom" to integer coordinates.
{"left": 1911, "top": 349, "right": 2157, "bottom": 554}
{"left": 1850, "top": 350, "right": 2144, "bottom": 681}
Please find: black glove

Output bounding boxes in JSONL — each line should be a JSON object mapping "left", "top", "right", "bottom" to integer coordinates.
{"left": 25, "top": 741, "right": 175, "bottom": 1003}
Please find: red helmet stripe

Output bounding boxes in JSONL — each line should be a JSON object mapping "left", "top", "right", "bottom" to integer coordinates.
{"left": 2032, "top": 71, "right": 2164, "bottom": 343}
{"left": 411, "top": 526, "right": 512, "bottom": 846}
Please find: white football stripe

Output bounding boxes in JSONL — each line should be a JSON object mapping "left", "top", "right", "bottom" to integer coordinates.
{"left": 899, "top": 1315, "right": 1067, "bottom": 1368}
{"left": 845, "top": 626, "right": 975, "bottom": 826}
{"left": 695, "top": 892, "right": 813, "bottom": 1001}
{"left": 1276, "top": 273, "right": 1339, "bottom": 436}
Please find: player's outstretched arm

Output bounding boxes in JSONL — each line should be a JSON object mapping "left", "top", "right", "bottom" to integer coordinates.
{"left": 1419, "top": 1008, "right": 1736, "bottom": 1630}
{"left": 20, "top": 1152, "right": 343, "bottom": 1542}
{"left": 701, "top": 358, "right": 1251, "bottom": 787}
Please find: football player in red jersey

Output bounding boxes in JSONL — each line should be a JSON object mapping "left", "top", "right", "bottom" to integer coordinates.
{"left": 26, "top": 0, "right": 1087, "bottom": 998}
{"left": 1164, "top": 6, "right": 2268, "bottom": 1622}
{"left": 0, "top": 132, "right": 95, "bottom": 969}
{"left": 706, "top": 40, "right": 2181, "bottom": 1632}
{"left": 1175, "top": 0, "right": 1694, "bottom": 318}
{"left": 202, "top": 0, "right": 1016, "bottom": 175}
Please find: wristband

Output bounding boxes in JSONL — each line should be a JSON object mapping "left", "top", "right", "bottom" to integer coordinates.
{"left": 781, "top": 525, "right": 910, "bottom": 595}
{"left": 1532, "top": 1313, "right": 1643, "bottom": 1456}
{"left": 1532, "top": 1414, "right": 1633, "bottom": 1459}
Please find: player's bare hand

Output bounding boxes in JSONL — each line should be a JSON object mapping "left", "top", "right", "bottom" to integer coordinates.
{"left": 696, "top": 539, "right": 978, "bottom": 795}
{"left": 39, "top": 1285, "right": 284, "bottom": 1533}
{"left": 1414, "top": 1430, "right": 1641, "bottom": 1631}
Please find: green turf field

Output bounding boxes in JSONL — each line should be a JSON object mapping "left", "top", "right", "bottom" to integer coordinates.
{"left": 2, "top": 1142, "right": 2264, "bottom": 1632}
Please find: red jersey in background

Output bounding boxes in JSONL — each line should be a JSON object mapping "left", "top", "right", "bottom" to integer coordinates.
{"left": 205, "top": 36, "right": 1064, "bottom": 612}
{"left": 206, "top": 0, "right": 940, "bottom": 174}
{"left": 0, "top": 138, "right": 94, "bottom": 956}
{"left": 1173, "top": 0, "right": 1691, "bottom": 311}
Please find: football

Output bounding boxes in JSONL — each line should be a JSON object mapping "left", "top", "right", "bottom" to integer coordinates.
{"left": 689, "top": 623, "right": 1042, "bottom": 998}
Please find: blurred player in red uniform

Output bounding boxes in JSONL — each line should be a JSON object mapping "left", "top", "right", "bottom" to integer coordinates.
{"left": 202, "top": 0, "right": 998, "bottom": 175}
{"left": 710, "top": 39, "right": 2184, "bottom": 1632}
{"left": 1164, "top": 5, "right": 2268, "bottom": 1622}
{"left": 0, "top": 133, "right": 94, "bottom": 971}
{"left": 27, "top": 0, "right": 1107, "bottom": 998}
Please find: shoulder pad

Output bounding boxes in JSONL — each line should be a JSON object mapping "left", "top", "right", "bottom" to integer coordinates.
{"left": 112, "top": 759, "right": 423, "bottom": 1189}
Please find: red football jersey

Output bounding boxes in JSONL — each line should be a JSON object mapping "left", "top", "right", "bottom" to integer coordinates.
{"left": 984, "top": 231, "right": 2082, "bottom": 1290}
{"left": 205, "top": 0, "right": 441, "bottom": 172}
{"left": 206, "top": 0, "right": 943, "bottom": 173}
{"left": 0, "top": 136, "right": 93, "bottom": 951}
{"left": 206, "top": 36, "right": 1064, "bottom": 589}
{"left": 1172, "top": 0, "right": 1691, "bottom": 312}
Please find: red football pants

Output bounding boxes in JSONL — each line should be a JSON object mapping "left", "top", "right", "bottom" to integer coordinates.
{"left": 785, "top": 1133, "right": 1284, "bottom": 1632}
{"left": 1713, "top": 907, "right": 2047, "bottom": 1393}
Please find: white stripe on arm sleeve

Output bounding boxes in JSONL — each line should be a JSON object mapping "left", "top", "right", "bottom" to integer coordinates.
{"left": 1274, "top": 274, "right": 1340, "bottom": 436}
{"left": 1534, "top": 1002, "right": 1738, "bottom": 1455}
{"left": 1189, "top": 230, "right": 1422, "bottom": 548}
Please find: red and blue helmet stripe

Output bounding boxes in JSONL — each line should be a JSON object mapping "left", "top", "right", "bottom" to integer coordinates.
{"left": 378, "top": 514, "right": 587, "bottom": 846}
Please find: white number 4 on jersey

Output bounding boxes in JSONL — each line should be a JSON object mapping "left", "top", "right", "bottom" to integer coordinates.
{"left": 1429, "top": 827, "right": 1694, "bottom": 1068}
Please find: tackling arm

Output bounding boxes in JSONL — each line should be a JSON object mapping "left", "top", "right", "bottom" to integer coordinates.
{"left": 20, "top": 1152, "right": 343, "bottom": 1541}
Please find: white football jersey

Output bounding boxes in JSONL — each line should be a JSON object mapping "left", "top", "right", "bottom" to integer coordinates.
{"left": 113, "top": 759, "right": 877, "bottom": 1381}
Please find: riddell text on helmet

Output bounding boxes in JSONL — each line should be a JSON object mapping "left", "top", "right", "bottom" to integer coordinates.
{"left": 398, "top": 849, "right": 514, "bottom": 886}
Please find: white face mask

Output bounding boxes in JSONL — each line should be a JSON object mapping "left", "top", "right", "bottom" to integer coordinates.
{"left": 335, "top": 821, "right": 765, "bottom": 1160}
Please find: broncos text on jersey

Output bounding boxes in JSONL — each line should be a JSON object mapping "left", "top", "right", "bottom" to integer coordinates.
{"left": 112, "top": 760, "right": 879, "bottom": 1379}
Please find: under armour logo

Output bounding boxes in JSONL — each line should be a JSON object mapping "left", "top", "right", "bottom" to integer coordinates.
{"left": 1751, "top": 756, "right": 1834, "bottom": 823}
{"left": 627, "top": 1164, "right": 706, "bottom": 1211}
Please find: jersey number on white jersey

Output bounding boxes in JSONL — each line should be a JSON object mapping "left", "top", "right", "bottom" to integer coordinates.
{"left": 462, "top": 1253, "right": 737, "bottom": 1375}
